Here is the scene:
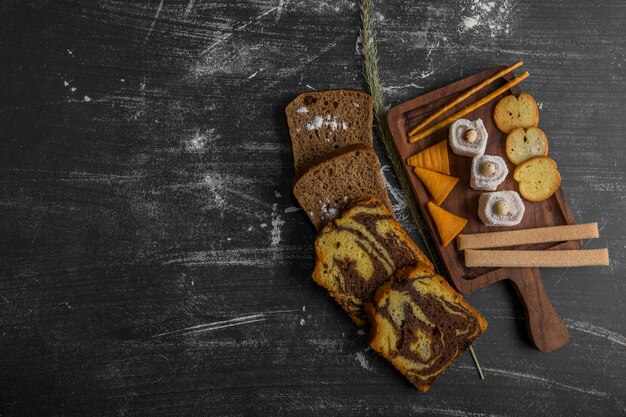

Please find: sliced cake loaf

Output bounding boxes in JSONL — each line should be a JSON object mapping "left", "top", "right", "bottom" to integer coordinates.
{"left": 293, "top": 144, "right": 393, "bottom": 230}
{"left": 365, "top": 265, "right": 488, "bottom": 392}
{"left": 313, "top": 198, "right": 433, "bottom": 325}
{"left": 285, "top": 90, "right": 373, "bottom": 174}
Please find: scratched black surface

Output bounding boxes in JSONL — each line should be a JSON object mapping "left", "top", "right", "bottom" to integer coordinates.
{"left": 1, "top": 1, "right": 625, "bottom": 416}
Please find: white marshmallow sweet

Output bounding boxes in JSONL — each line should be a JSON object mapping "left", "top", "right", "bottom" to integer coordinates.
{"left": 478, "top": 191, "right": 525, "bottom": 227}
{"left": 470, "top": 155, "right": 509, "bottom": 191}
{"left": 449, "top": 118, "right": 488, "bottom": 157}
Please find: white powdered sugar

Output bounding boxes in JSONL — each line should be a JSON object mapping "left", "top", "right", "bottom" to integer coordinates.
{"left": 460, "top": 0, "right": 514, "bottom": 38}
{"left": 478, "top": 191, "right": 525, "bottom": 227}
{"left": 449, "top": 118, "right": 488, "bottom": 157}
{"left": 296, "top": 105, "right": 308, "bottom": 114}
{"left": 470, "top": 155, "right": 508, "bottom": 191}
{"left": 270, "top": 203, "right": 285, "bottom": 247}
{"left": 326, "top": 115, "right": 338, "bottom": 131}
{"left": 320, "top": 203, "right": 339, "bottom": 220}
{"left": 305, "top": 115, "right": 349, "bottom": 132}
{"left": 305, "top": 116, "right": 325, "bottom": 131}
{"left": 463, "top": 16, "right": 480, "bottom": 31}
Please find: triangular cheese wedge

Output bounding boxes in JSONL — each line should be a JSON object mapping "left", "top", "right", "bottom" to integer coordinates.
{"left": 414, "top": 167, "right": 459, "bottom": 205}
{"left": 407, "top": 141, "right": 450, "bottom": 175}
{"left": 427, "top": 201, "right": 467, "bottom": 247}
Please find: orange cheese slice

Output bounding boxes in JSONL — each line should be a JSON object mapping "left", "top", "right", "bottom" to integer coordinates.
{"left": 414, "top": 167, "right": 459, "bottom": 205}
{"left": 427, "top": 201, "right": 468, "bottom": 247}
{"left": 407, "top": 140, "right": 450, "bottom": 175}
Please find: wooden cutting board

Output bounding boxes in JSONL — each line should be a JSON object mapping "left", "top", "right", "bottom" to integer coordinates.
{"left": 387, "top": 66, "right": 582, "bottom": 352}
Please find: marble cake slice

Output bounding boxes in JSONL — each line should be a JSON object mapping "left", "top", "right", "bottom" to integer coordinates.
{"left": 285, "top": 89, "right": 373, "bottom": 175}
{"left": 312, "top": 198, "right": 433, "bottom": 325}
{"left": 365, "top": 265, "right": 488, "bottom": 393}
{"left": 292, "top": 144, "right": 393, "bottom": 231}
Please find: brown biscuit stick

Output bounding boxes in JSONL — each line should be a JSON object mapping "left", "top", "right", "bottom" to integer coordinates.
{"left": 408, "top": 72, "right": 529, "bottom": 143}
{"left": 407, "top": 61, "right": 523, "bottom": 137}
{"left": 464, "top": 248, "right": 609, "bottom": 268}
{"left": 457, "top": 223, "right": 599, "bottom": 250}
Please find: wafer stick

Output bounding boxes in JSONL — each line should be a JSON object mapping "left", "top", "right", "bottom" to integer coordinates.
{"left": 408, "top": 72, "right": 529, "bottom": 143}
{"left": 464, "top": 248, "right": 609, "bottom": 268}
{"left": 457, "top": 223, "right": 599, "bottom": 251}
{"left": 407, "top": 61, "right": 524, "bottom": 137}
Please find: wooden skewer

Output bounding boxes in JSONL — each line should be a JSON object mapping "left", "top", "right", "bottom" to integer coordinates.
{"left": 407, "top": 61, "right": 523, "bottom": 137}
{"left": 468, "top": 346, "right": 484, "bottom": 380}
{"left": 408, "top": 71, "right": 529, "bottom": 143}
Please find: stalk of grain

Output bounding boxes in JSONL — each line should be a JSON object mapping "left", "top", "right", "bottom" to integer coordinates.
{"left": 359, "top": 0, "right": 484, "bottom": 380}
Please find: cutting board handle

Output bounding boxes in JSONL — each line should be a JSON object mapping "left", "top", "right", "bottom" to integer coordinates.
{"left": 508, "top": 268, "right": 570, "bottom": 352}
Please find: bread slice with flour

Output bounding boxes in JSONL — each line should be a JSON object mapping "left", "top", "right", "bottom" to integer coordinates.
{"left": 292, "top": 144, "right": 393, "bottom": 230}
{"left": 285, "top": 90, "right": 373, "bottom": 175}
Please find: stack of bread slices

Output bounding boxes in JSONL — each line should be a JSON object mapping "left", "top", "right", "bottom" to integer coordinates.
{"left": 285, "top": 90, "right": 487, "bottom": 392}
{"left": 287, "top": 89, "right": 392, "bottom": 230}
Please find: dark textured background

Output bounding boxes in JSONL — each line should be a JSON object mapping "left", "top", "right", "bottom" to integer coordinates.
{"left": 1, "top": 1, "right": 625, "bottom": 416}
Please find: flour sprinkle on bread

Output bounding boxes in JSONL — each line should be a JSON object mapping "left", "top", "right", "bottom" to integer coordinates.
{"left": 292, "top": 144, "right": 392, "bottom": 230}
{"left": 286, "top": 90, "right": 373, "bottom": 174}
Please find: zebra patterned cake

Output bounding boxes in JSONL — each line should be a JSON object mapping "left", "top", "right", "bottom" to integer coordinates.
{"left": 312, "top": 198, "right": 433, "bottom": 325}
{"left": 365, "top": 265, "right": 488, "bottom": 392}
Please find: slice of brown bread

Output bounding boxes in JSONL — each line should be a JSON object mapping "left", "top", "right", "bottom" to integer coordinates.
{"left": 285, "top": 90, "right": 373, "bottom": 175}
{"left": 293, "top": 144, "right": 393, "bottom": 230}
